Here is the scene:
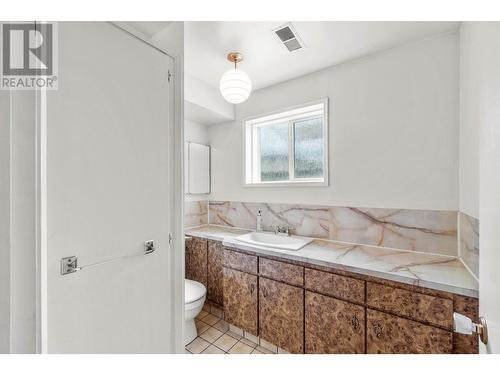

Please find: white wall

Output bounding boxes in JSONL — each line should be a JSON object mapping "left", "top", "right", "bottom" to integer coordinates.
{"left": 10, "top": 91, "right": 37, "bottom": 353}
{"left": 208, "top": 32, "right": 460, "bottom": 210}
{"left": 185, "top": 120, "right": 209, "bottom": 145}
{"left": 185, "top": 74, "right": 234, "bottom": 124}
{"left": 0, "top": 91, "right": 10, "bottom": 353}
{"left": 459, "top": 25, "right": 480, "bottom": 219}
{"left": 0, "top": 90, "right": 38, "bottom": 354}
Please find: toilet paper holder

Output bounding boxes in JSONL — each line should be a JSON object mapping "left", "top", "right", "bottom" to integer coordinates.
{"left": 453, "top": 312, "right": 488, "bottom": 345}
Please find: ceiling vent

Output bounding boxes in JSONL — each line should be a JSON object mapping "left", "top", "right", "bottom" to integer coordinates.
{"left": 273, "top": 23, "right": 304, "bottom": 52}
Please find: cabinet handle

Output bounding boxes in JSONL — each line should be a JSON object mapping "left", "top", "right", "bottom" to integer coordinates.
{"left": 250, "top": 284, "right": 255, "bottom": 294}
{"left": 351, "top": 315, "right": 360, "bottom": 330}
{"left": 373, "top": 323, "right": 383, "bottom": 338}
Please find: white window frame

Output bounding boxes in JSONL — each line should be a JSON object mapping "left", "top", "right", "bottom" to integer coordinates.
{"left": 243, "top": 98, "right": 329, "bottom": 187}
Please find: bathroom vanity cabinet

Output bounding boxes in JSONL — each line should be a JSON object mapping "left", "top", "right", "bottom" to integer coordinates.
{"left": 185, "top": 236, "right": 479, "bottom": 354}
{"left": 221, "top": 248, "right": 259, "bottom": 335}
{"left": 222, "top": 267, "right": 258, "bottom": 335}
{"left": 366, "top": 309, "right": 452, "bottom": 354}
{"left": 259, "top": 277, "right": 304, "bottom": 353}
{"left": 207, "top": 240, "right": 224, "bottom": 305}
{"left": 365, "top": 282, "right": 454, "bottom": 330}
{"left": 222, "top": 265, "right": 259, "bottom": 335}
{"left": 185, "top": 238, "right": 224, "bottom": 306}
{"left": 305, "top": 291, "right": 365, "bottom": 353}
{"left": 185, "top": 237, "right": 207, "bottom": 285}
{"left": 258, "top": 257, "right": 305, "bottom": 353}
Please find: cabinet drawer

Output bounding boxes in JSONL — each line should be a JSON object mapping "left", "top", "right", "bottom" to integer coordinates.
{"left": 366, "top": 282, "right": 453, "bottom": 330}
{"left": 223, "top": 248, "right": 258, "bottom": 274}
{"left": 259, "top": 258, "right": 303, "bottom": 287}
{"left": 366, "top": 309, "right": 452, "bottom": 354}
{"left": 305, "top": 268, "right": 365, "bottom": 304}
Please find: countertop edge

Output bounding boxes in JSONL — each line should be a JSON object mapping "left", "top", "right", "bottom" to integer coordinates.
{"left": 185, "top": 226, "right": 479, "bottom": 299}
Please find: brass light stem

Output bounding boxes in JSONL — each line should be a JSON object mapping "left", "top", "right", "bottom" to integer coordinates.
{"left": 227, "top": 52, "right": 243, "bottom": 70}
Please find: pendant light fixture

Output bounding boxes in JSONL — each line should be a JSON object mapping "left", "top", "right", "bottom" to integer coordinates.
{"left": 219, "top": 52, "right": 252, "bottom": 104}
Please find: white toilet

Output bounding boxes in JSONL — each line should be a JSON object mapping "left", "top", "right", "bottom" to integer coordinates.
{"left": 184, "top": 279, "right": 207, "bottom": 345}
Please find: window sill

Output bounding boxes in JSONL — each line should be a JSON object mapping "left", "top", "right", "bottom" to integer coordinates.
{"left": 244, "top": 180, "right": 328, "bottom": 188}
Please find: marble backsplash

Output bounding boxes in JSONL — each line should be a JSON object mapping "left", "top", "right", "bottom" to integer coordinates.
{"left": 459, "top": 212, "right": 479, "bottom": 279}
{"left": 209, "top": 201, "right": 458, "bottom": 256}
{"left": 185, "top": 200, "right": 208, "bottom": 228}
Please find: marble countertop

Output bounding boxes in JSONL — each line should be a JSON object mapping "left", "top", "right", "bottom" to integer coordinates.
{"left": 186, "top": 225, "right": 251, "bottom": 241}
{"left": 185, "top": 225, "right": 479, "bottom": 298}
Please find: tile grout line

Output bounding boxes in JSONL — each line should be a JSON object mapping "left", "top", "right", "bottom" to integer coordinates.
{"left": 192, "top": 312, "right": 274, "bottom": 354}
{"left": 195, "top": 312, "right": 236, "bottom": 353}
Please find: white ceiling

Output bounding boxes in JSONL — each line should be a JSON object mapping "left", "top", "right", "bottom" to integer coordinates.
{"left": 184, "top": 21, "right": 460, "bottom": 90}
{"left": 123, "top": 21, "right": 461, "bottom": 125}
{"left": 125, "top": 21, "right": 173, "bottom": 38}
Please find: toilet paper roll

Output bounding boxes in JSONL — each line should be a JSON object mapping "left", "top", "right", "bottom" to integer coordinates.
{"left": 453, "top": 312, "right": 475, "bottom": 335}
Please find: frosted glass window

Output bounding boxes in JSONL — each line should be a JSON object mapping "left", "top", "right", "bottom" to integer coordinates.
{"left": 244, "top": 99, "right": 328, "bottom": 186}
{"left": 259, "top": 123, "right": 289, "bottom": 181}
{"left": 294, "top": 117, "right": 324, "bottom": 179}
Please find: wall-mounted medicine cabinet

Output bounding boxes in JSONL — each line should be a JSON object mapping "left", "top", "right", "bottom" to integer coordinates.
{"left": 185, "top": 142, "right": 210, "bottom": 194}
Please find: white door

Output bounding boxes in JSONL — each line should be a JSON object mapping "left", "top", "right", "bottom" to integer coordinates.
{"left": 478, "top": 22, "right": 500, "bottom": 354}
{"left": 42, "top": 22, "right": 174, "bottom": 353}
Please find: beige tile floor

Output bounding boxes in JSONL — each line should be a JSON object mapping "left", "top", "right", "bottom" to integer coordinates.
{"left": 185, "top": 310, "right": 276, "bottom": 354}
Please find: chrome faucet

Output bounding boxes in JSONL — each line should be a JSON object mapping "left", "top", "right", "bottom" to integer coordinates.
{"left": 256, "top": 210, "right": 262, "bottom": 232}
{"left": 274, "top": 225, "right": 291, "bottom": 236}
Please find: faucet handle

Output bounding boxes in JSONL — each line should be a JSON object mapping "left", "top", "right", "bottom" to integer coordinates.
{"left": 274, "top": 225, "right": 292, "bottom": 236}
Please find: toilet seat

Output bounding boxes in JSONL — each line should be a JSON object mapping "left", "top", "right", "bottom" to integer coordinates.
{"left": 185, "top": 279, "right": 206, "bottom": 304}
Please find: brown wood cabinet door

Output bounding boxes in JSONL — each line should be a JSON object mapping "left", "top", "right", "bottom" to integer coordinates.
{"left": 207, "top": 240, "right": 223, "bottom": 305}
{"left": 185, "top": 237, "right": 207, "bottom": 286}
{"left": 366, "top": 309, "right": 453, "bottom": 354}
{"left": 223, "top": 267, "right": 258, "bottom": 336}
{"left": 259, "top": 277, "right": 304, "bottom": 353}
{"left": 305, "top": 291, "right": 365, "bottom": 353}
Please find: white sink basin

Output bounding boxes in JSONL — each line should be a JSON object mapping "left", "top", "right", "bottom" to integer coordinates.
{"left": 234, "top": 232, "right": 312, "bottom": 251}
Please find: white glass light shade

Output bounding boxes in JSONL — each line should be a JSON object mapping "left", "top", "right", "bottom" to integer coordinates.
{"left": 219, "top": 68, "right": 252, "bottom": 104}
